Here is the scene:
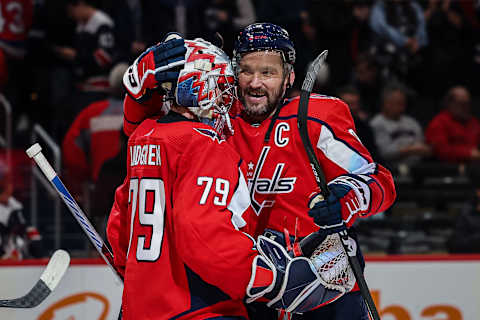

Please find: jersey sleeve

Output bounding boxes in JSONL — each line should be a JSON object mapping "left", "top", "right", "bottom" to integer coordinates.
{"left": 309, "top": 97, "right": 396, "bottom": 216}
{"left": 123, "top": 92, "right": 167, "bottom": 136}
{"left": 173, "top": 133, "right": 256, "bottom": 300}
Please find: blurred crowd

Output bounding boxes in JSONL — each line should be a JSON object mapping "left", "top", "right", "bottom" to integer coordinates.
{"left": 1, "top": 0, "right": 480, "bottom": 258}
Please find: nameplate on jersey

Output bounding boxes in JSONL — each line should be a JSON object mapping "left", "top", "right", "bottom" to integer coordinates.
{"left": 130, "top": 144, "right": 161, "bottom": 167}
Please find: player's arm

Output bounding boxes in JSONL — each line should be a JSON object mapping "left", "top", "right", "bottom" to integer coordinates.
{"left": 122, "top": 35, "right": 187, "bottom": 135}
{"left": 307, "top": 98, "right": 396, "bottom": 231}
{"left": 123, "top": 92, "right": 167, "bottom": 136}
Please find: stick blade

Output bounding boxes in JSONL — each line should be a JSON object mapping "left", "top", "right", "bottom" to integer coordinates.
{"left": 41, "top": 249, "right": 70, "bottom": 291}
{"left": 0, "top": 250, "right": 70, "bottom": 308}
{"left": 301, "top": 50, "right": 328, "bottom": 92}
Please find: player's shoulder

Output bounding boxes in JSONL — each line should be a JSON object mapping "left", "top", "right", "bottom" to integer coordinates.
{"left": 131, "top": 112, "right": 227, "bottom": 147}
{"left": 281, "top": 93, "right": 349, "bottom": 119}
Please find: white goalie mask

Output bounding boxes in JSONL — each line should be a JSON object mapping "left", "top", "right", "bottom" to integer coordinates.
{"left": 176, "top": 38, "right": 237, "bottom": 137}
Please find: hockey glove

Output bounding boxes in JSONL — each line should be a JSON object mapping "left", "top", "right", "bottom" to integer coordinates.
{"left": 123, "top": 34, "right": 186, "bottom": 102}
{"left": 247, "top": 236, "right": 328, "bottom": 313}
{"left": 308, "top": 175, "right": 371, "bottom": 233}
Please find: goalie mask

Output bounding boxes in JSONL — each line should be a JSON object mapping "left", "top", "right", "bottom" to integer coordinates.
{"left": 176, "top": 38, "right": 237, "bottom": 136}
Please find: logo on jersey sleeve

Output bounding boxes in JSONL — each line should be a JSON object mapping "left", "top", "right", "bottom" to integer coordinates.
{"left": 194, "top": 128, "right": 225, "bottom": 143}
{"left": 248, "top": 146, "right": 296, "bottom": 215}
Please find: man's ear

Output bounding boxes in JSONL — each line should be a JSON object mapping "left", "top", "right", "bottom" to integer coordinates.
{"left": 289, "top": 70, "right": 295, "bottom": 87}
{"left": 284, "top": 70, "right": 295, "bottom": 90}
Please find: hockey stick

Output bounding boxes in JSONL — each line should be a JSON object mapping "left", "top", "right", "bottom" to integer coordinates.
{"left": 296, "top": 51, "right": 381, "bottom": 320}
{"left": 26, "top": 143, "right": 123, "bottom": 283}
{"left": 0, "top": 249, "right": 70, "bottom": 308}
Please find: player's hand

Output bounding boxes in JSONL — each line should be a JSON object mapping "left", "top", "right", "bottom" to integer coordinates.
{"left": 123, "top": 34, "right": 186, "bottom": 102}
{"left": 308, "top": 176, "right": 370, "bottom": 232}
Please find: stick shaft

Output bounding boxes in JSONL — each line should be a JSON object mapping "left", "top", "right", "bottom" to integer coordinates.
{"left": 27, "top": 144, "right": 123, "bottom": 282}
{"left": 296, "top": 52, "right": 380, "bottom": 320}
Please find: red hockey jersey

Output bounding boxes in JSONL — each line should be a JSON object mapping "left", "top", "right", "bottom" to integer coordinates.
{"left": 62, "top": 98, "right": 123, "bottom": 197}
{"left": 122, "top": 94, "right": 396, "bottom": 236}
{"left": 229, "top": 95, "right": 396, "bottom": 237}
{"left": 107, "top": 113, "right": 257, "bottom": 319}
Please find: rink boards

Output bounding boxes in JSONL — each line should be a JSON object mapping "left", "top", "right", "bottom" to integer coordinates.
{"left": 0, "top": 254, "right": 479, "bottom": 319}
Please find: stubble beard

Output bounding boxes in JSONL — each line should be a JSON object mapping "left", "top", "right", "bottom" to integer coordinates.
{"left": 239, "top": 84, "right": 284, "bottom": 123}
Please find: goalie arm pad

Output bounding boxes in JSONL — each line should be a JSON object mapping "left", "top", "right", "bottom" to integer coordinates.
{"left": 246, "top": 236, "right": 342, "bottom": 313}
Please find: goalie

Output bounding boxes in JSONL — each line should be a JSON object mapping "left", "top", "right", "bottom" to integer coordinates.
{"left": 107, "top": 37, "right": 351, "bottom": 319}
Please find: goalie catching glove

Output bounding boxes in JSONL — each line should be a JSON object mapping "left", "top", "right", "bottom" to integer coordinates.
{"left": 247, "top": 235, "right": 354, "bottom": 313}
{"left": 123, "top": 33, "right": 187, "bottom": 102}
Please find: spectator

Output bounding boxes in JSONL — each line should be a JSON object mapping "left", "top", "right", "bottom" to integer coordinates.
{"left": 369, "top": 0, "right": 428, "bottom": 84}
{"left": 370, "top": 82, "right": 431, "bottom": 173}
{"left": 337, "top": 85, "right": 380, "bottom": 162}
{"left": 140, "top": 0, "right": 205, "bottom": 45}
{"left": 350, "top": 52, "right": 383, "bottom": 115}
{"left": 53, "top": 0, "right": 117, "bottom": 137}
{"left": 0, "top": 0, "right": 34, "bottom": 132}
{"left": 0, "top": 162, "right": 43, "bottom": 260}
{"left": 309, "top": 0, "right": 375, "bottom": 88}
{"left": 422, "top": 0, "right": 472, "bottom": 94}
{"left": 256, "top": 0, "right": 316, "bottom": 86}
{"left": 350, "top": 0, "right": 375, "bottom": 62}
{"left": 425, "top": 85, "right": 480, "bottom": 163}
{"left": 103, "top": 0, "right": 147, "bottom": 61}
{"left": 201, "top": 0, "right": 256, "bottom": 56}
{"left": 61, "top": 62, "right": 127, "bottom": 228}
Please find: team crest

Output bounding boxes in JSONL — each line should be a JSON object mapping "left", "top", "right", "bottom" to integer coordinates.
{"left": 194, "top": 128, "right": 225, "bottom": 143}
{"left": 248, "top": 146, "right": 296, "bottom": 215}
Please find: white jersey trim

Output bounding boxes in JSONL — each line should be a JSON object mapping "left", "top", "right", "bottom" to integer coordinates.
{"left": 316, "top": 125, "right": 369, "bottom": 172}
{"left": 227, "top": 168, "right": 251, "bottom": 229}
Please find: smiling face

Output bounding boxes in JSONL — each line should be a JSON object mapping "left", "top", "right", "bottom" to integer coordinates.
{"left": 237, "top": 51, "right": 293, "bottom": 123}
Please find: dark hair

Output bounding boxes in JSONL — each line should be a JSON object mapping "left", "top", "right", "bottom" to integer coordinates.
{"left": 442, "top": 85, "right": 470, "bottom": 108}
{"left": 381, "top": 82, "right": 408, "bottom": 104}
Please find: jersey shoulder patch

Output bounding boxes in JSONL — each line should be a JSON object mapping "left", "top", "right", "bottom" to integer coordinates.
{"left": 193, "top": 128, "right": 225, "bottom": 144}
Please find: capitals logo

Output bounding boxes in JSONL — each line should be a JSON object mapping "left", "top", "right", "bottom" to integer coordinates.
{"left": 194, "top": 128, "right": 225, "bottom": 143}
{"left": 248, "top": 146, "right": 296, "bottom": 215}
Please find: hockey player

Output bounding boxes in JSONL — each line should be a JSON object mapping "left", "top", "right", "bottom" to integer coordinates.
{"left": 107, "top": 37, "right": 335, "bottom": 320}
{"left": 120, "top": 24, "right": 397, "bottom": 319}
